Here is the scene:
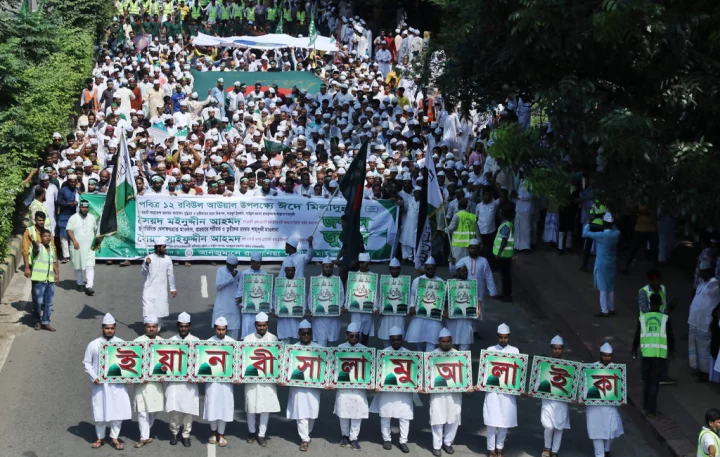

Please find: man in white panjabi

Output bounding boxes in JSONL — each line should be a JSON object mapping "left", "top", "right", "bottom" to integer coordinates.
{"left": 428, "top": 328, "right": 470, "bottom": 456}
{"left": 285, "top": 320, "right": 323, "bottom": 452}
{"left": 406, "top": 256, "right": 445, "bottom": 351}
{"left": 377, "top": 259, "right": 407, "bottom": 348}
{"left": 538, "top": 336, "right": 570, "bottom": 457}
{"left": 83, "top": 313, "right": 131, "bottom": 450}
{"left": 398, "top": 186, "right": 421, "bottom": 262}
{"left": 445, "top": 259, "right": 476, "bottom": 351}
{"left": 483, "top": 323, "right": 519, "bottom": 456}
{"left": 212, "top": 254, "right": 241, "bottom": 339}
{"left": 369, "top": 325, "right": 412, "bottom": 453}
{"left": 277, "top": 235, "right": 314, "bottom": 341}
{"left": 351, "top": 253, "right": 377, "bottom": 346}
{"left": 585, "top": 343, "right": 624, "bottom": 457}
{"left": 141, "top": 236, "right": 177, "bottom": 321}
{"left": 333, "top": 322, "right": 369, "bottom": 450}
{"left": 274, "top": 260, "right": 307, "bottom": 342}
{"left": 243, "top": 312, "right": 280, "bottom": 447}
{"left": 312, "top": 256, "right": 345, "bottom": 347}
{"left": 513, "top": 180, "right": 533, "bottom": 251}
{"left": 237, "top": 252, "right": 270, "bottom": 339}
{"left": 66, "top": 199, "right": 97, "bottom": 295}
{"left": 202, "top": 317, "right": 239, "bottom": 448}
{"left": 165, "top": 312, "right": 199, "bottom": 447}
{"left": 133, "top": 315, "right": 164, "bottom": 448}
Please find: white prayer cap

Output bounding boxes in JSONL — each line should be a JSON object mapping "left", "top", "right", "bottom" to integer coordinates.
{"left": 255, "top": 312, "right": 269, "bottom": 323}
{"left": 468, "top": 238, "right": 481, "bottom": 247}
{"left": 358, "top": 253, "right": 370, "bottom": 262}
{"left": 413, "top": 185, "right": 422, "bottom": 192}
{"left": 347, "top": 322, "right": 360, "bottom": 333}
{"left": 455, "top": 258, "right": 468, "bottom": 270}
{"left": 438, "top": 328, "right": 452, "bottom": 338}
{"left": 497, "top": 323, "right": 511, "bottom": 334}
{"left": 154, "top": 236, "right": 167, "bottom": 246}
{"left": 144, "top": 315, "right": 159, "bottom": 324}
{"left": 286, "top": 236, "right": 300, "bottom": 248}
{"left": 425, "top": 256, "right": 436, "bottom": 266}
{"left": 700, "top": 259, "right": 714, "bottom": 270}
{"left": 214, "top": 316, "right": 228, "bottom": 327}
{"left": 603, "top": 213, "right": 614, "bottom": 223}
{"left": 226, "top": 254, "right": 239, "bottom": 265}
{"left": 322, "top": 256, "right": 334, "bottom": 265}
{"left": 389, "top": 326, "right": 403, "bottom": 336}
{"left": 389, "top": 258, "right": 401, "bottom": 267}
{"left": 551, "top": 335, "right": 564, "bottom": 346}
{"left": 177, "top": 312, "right": 191, "bottom": 323}
{"left": 299, "top": 319, "right": 312, "bottom": 329}
{"left": 82, "top": 159, "right": 92, "bottom": 166}
{"left": 250, "top": 252, "right": 262, "bottom": 262}
{"left": 600, "top": 342, "right": 613, "bottom": 354}
{"left": 102, "top": 313, "right": 116, "bottom": 325}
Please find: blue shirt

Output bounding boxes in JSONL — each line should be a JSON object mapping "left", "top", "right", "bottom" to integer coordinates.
{"left": 171, "top": 92, "right": 186, "bottom": 112}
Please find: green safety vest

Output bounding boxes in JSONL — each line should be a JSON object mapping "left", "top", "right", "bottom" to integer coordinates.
{"left": 163, "top": 0, "right": 174, "bottom": 15}
{"left": 640, "top": 284, "right": 666, "bottom": 314}
{"left": 221, "top": 4, "right": 231, "bottom": 20}
{"left": 190, "top": 5, "right": 201, "bottom": 18}
{"left": 148, "top": 1, "right": 159, "bottom": 15}
{"left": 493, "top": 221, "right": 514, "bottom": 258}
{"left": 245, "top": 6, "right": 254, "bottom": 21}
{"left": 590, "top": 201, "right": 607, "bottom": 226}
{"left": 639, "top": 312, "right": 668, "bottom": 358}
{"left": 698, "top": 427, "right": 720, "bottom": 457}
{"left": 198, "top": 0, "right": 209, "bottom": 5}
{"left": 283, "top": 7, "right": 292, "bottom": 21}
{"left": 128, "top": 0, "right": 141, "bottom": 14}
{"left": 232, "top": 4, "right": 243, "bottom": 18}
{"left": 30, "top": 244, "right": 56, "bottom": 283}
{"left": 266, "top": 7, "right": 276, "bottom": 20}
{"left": 116, "top": 1, "right": 126, "bottom": 14}
{"left": 142, "top": 0, "right": 151, "bottom": 11}
{"left": 208, "top": 4, "right": 218, "bottom": 19}
{"left": 452, "top": 210, "right": 477, "bottom": 247}
{"left": 296, "top": 10, "right": 305, "bottom": 24}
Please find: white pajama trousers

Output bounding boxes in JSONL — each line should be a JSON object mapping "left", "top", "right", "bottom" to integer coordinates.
{"left": 210, "top": 420, "right": 227, "bottom": 434}
{"left": 247, "top": 412, "right": 269, "bottom": 437}
{"left": 95, "top": 420, "right": 122, "bottom": 440}
{"left": 401, "top": 244, "right": 414, "bottom": 261}
{"left": 297, "top": 418, "right": 315, "bottom": 442}
{"left": 60, "top": 237, "right": 69, "bottom": 258}
{"left": 544, "top": 428, "right": 563, "bottom": 453}
{"left": 74, "top": 267, "right": 95, "bottom": 288}
{"left": 169, "top": 412, "right": 193, "bottom": 438}
{"left": 558, "top": 232, "right": 573, "bottom": 250}
{"left": 340, "top": 418, "right": 362, "bottom": 440}
{"left": 138, "top": 412, "right": 156, "bottom": 440}
{"left": 381, "top": 417, "right": 409, "bottom": 444}
{"left": 486, "top": 426, "right": 508, "bottom": 450}
{"left": 593, "top": 439, "right": 613, "bottom": 456}
{"left": 599, "top": 291, "right": 615, "bottom": 313}
{"left": 432, "top": 423, "right": 458, "bottom": 449}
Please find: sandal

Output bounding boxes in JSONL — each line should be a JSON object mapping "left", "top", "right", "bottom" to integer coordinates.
{"left": 184, "top": 262, "right": 191, "bottom": 267}
{"left": 542, "top": 449, "right": 551, "bottom": 457}
{"left": 218, "top": 437, "right": 228, "bottom": 447}
{"left": 208, "top": 435, "right": 217, "bottom": 444}
{"left": 91, "top": 440, "right": 104, "bottom": 449}
{"left": 299, "top": 441, "right": 309, "bottom": 452}
{"left": 134, "top": 438, "right": 153, "bottom": 448}
{"left": 110, "top": 440, "right": 124, "bottom": 451}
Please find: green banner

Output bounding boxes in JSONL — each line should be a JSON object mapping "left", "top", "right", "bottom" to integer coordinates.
{"left": 283, "top": 346, "right": 332, "bottom": 388}
{"left": 379, "top": 275, "right": 411, "bottom": 316}
{"left": 581, "top": 363, "right": 627, "bottom": 406}
{"left": 528, "top": 356, "right": 581, "bottom": 402}
{"left": 330, "top": 347, "right": 375, "bottom": 389}
{"left": 192, "top": 342, "right": 236, "bottom": 382}
{"left": 414, "top": 278, "right": 446, "bottom": 321}
{"left": 345, "top": 272, "right": 378, "bottom": 314}
{"left": 375, "top": 350, "right": 423, "bottom": 392}
{"left": 98, "top": 341, "right": 145, "bottom": 383}
{"left": 275, "top": 277, "right": 306, "bottom": 317}
{"left": 477, "top": 350, "right": 529, "bottom": 395}
{"left": 242, "top": 274, "right": 273, "bottom": 314}
{"left": 239, "top": 342, "right": 284, "bottom": 383}
{"left": 310, "top": 276, "right": 342, "bottom": 316}
{"left": 423, "top": 351, "right": 473, "bottom": 393}
{"left": 146, "top": 341, "right": 191, "bottom": 382}
{"left": 447, "top": 279, "right": 478, "bottom": 319}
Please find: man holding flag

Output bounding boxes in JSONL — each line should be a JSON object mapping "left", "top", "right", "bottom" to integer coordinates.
{"left": 415, "top": 156, "right": 445, "bottom": 270}
{"left": 337, "top": 137, "right": 369, "bottom": 283}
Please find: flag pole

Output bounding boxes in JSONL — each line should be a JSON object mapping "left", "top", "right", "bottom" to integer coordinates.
{"left": 122, "top": 134, "right": 151, "bottom": 257}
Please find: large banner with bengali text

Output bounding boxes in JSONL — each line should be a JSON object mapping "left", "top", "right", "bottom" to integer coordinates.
{"left": 84, "top": 194, "right": 398, "bottom": 261}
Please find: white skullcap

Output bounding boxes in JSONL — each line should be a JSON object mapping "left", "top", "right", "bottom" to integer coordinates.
{"left": 102, "top": 313, "right": 116, "bottom": 325}
{"left": 600, "top": 342, "right": 613, "bottom": 354}
{"left": 214, "top": 316, "right": 228, "bottom": 327}
{"left": 469, "top": 238, "right": 480, "bottom": 246}
{"left": 603, "top": 213, "right": 614, "bottom": 223}
{"left": 250, "top": 252, "right": 262, "bottom": 262}
{"left": 389, "top": 258, "right": 401, "bottom": 268}
{"left": 438, "top": 328, "right": 452, "bottom": 338}
{"left": 389, "top": 326, "right": 403, "bottom": 336}
{"left": 154, "top": 236, "right": 167, "bottom": 246}
{"left": 497, "top": 323, "right": 511, "bottom": 334}
{"left": 286, "top": 236, "right": 299, "bottom": 248}
{"left": 255, "top": 312, "right": 269, "bottom": 323}
{"left": 177, "top": 312, "right": 191, "bottom": 323}
{"left": 299, "top": 319, "right": 312, "bottom": 329}
{"left": 358, "top": 253, "right": 370, "bottom": 262}
{"left": 425, "top": 256, "right": 436, "bottom": 265}
{"left": 82, "top": 159, "right": 92, "bottom": 167}
{"left": 226, "top": 254, "right": 239, "bottom": 265}
{"left": 347, "top": 322, "right": 360, "bottom": 333}
{"left": 143, "top": 315, "right": 159, "bottom": 324}
{"left": 551, "top": 335, "right": 564, "bottom": 346}
{"left": 700, "top": 259, "right": 713, "bottom": 270}
{"left": 455, "top": 258, "right": 469, "bottom": 269}
{"left": 322, "top": 256, "right": 334, "bottom": 265}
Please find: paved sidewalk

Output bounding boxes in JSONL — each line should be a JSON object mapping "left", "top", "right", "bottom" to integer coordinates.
{"left": 512, "top": 247, "right": 708, "bottom": 457}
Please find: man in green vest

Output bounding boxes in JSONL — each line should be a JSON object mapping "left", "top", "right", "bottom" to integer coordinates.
{"left": 190, "top": 2, "right": 202, "bottom": 20}
{"left": 449, "top": 198, "right": 477, "bottom": 262}
{"left": 581, "top": 199, "right": 607, "bottom": 272}
{"left": 631, "top": 293, "right": 674, "bottom": 416}
{"left": 266, "top": 3, "right": 276, "bottom": 27}
{"left": 30, "top": 229, "right": 60, "bottom": 332}
{"left": 128, "top": 0, "right": 141, "bottom": 15}
{"left": 698, "top": 409, "right": 720, "bottom": 457}
{"left": 493, "top": 208, "right": 514, "bottom": 302}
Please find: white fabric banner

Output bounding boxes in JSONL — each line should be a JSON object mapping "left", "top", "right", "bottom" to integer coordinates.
{"left": 191, "top": 33, "right": 339, "bottom": 52}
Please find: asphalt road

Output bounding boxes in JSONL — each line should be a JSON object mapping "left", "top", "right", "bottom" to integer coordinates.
{"left": 0, "top": 260, "right": 671, "bottom": 457}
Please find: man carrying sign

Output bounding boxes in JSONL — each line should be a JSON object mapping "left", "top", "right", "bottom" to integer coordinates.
{"left": 369, "top": 326, "right": 413, "bottom": 453}
{"left": 446, "top": 259, "right": 475, "bottom": 351}
{"left": 243, "top": 312, "right": 281, "bottom": 446}
{"left": 351, "top": 253, "right": 376, "bottom": 346}
{"left": 275, "top": 260, "right": 306, "bottom": 342}
{"left": 482, "top": 324, "right": 519, "bottom": 456}
{"left": 165, "top": 312, "right": 199, "bottom": 447}
{"left": 133, "top": 315, "right": 165, "bottom": 448}
{"left": 237, "top": 252, "right": 270, "bottom": 339}
{"left": 312, "top": 257, "right": 345, "bottom": 347}
{"left": 406, "top": 257, "right": 445, "bottom": 352}
{"left": 377, "top": 258, "right": 407, "bottom": 347}
{"left": 82, "top": 313, "right": 132, "bottom": 450}
{"left": 585, "top": 343, "right": 624, "bottom": 457}
{"left": 539, "top": 336, "right": 571, "bottom": 457}
{"left": 332, "top": 322, "right": 369, "bottom": 450}
{"left": 450, "top": 238, "right": 496, "bottom": 318}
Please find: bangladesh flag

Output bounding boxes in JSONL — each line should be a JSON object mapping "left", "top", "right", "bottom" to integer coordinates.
{"left": 97, "top": 135, "right": 137, "bottom": 240}
{"left": 264, "top": 138, "right": 290, "bottom": 154}
{"left": 338, "top": 141, "right": 369, "bottom": 268}
{"left": 414, "top": 155, "right": 444, "bottom": 270}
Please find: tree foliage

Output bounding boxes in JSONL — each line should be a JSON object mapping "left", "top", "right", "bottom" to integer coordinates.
{"left": 431, "top": 0, "right": 720, "bottom": 224}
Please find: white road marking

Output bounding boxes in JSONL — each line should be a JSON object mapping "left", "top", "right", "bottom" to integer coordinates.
{"left": 201, "top": 275, "right": 208, "bottom": 298}
{"left": 412, "top": 392, "right": 423, "bottom": 407}
{"left": 207, "top": 443, "right": 216, "bottom": 457}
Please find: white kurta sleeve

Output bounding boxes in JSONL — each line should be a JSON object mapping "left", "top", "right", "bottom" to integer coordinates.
{"left": 483, "top": 263, "right": 497, "bottom": 297}
{"left": 304, "top": 245, "right": 314, "bottom": 263}
{"left": 83, "top": 341, "right": 98, "bottom": 382}
{"left": 168, "top": 260, "right": 176, "bottom": 292}
{"left": 141, "top": 258, "right": 150, "bottom": 278}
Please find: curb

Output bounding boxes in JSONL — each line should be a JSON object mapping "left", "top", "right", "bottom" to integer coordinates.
{"left": 513, "top": 260, "right": 692, "bottom": 457}
{"left": 0, "top": 226, "right": 27, "bottom": 302}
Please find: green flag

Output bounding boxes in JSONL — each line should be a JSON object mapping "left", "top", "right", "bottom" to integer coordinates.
{"left": 275, "top": 13, "right": 283, "bottom": 34}
{"left": 264, "top": 138, "right": 290, "bottom": 154}
{"left": 308, "top": 7, "right": 317, "bottom": 47}
{"left": 97, "top": 135, "right": 137, "bottom": 240}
